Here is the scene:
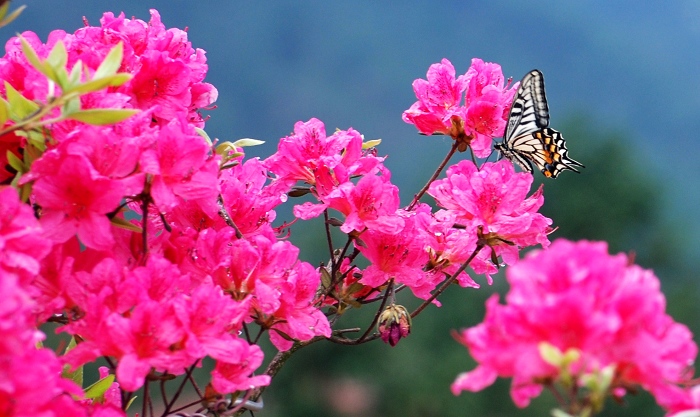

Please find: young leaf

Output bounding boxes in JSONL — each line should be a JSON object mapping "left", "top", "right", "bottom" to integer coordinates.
{"left": 0, "top": 1, "right": 9, "bottom": 19}
{"left": 25, "top": 130, "right": 47, "bottom": 152}
{"left": 232, "top": 138, "right": 265, "bottom": 148}
{"left": 65, "top": 108, "right": 139, "bottom": 125}
{"left": 110, "top": 216, "right": 143, "bottom": 233}
{"left": 4, "top": 81, "right": 39, "bottom": 120}
{"left": 0, "top": 5, "right": 26, "bottom": 28}
{"left": 93, "top": 42, "right": 124, "bottom": 80}
{"left": 84, "top": 374, "right": 115, "bottom": 400}
{"left": 64, "top": 73, "right": 133, "bottom": 95}
{"left": 62, "top": 96, "right": 81, "bottom": 116}
{"left": 19, "top": 35, "right": 44, "bottom": 75}
{"left": 60, "top": 337, "right": 83, "bottom": 387}
{"left": 195, "top": 127, "right": 213, "bottom": 146}
{"left": 46, "top": 40, "right": 68, "bottom": 74}
{"left": 68, "top": 60, "right": 83, "bottom": 86}
{"left": 362, "top": 138, "right": 382, "bottom": 149}
{"left": 125, "top": 396, "right": 137, "bottom": 410}
{"left": 6, "top": 150, "right": 23, "bottom": 172}
{"left": 0, "top": 98, "right": 8, "bottom": 126}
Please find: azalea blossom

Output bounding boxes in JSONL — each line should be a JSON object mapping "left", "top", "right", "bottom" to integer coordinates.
{"left": 403, "top": 58, "right": 517, "bottom": 156}
{"left": 451, "top": 239, "right": 697, "bottom": 409}
{"left": 428, "top": 159, "right": 551, "bottom": 279}
{"left": 357, "top": 206, "right": 442, "bottom": 300}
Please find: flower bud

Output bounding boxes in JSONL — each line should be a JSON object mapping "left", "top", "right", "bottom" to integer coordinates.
{"left": 377, "top": 304, "right": 411, "bottom": 347}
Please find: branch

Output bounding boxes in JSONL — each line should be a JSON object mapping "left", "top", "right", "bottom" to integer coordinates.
{"left": 407, "top": 141, "right": 458, "bottom": 211}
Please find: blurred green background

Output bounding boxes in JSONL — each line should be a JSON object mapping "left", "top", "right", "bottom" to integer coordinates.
{"left": 18, "top": 1, "right": 700, "bottom": 416}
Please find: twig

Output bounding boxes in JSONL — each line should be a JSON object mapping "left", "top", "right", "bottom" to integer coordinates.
{"left": 407, "top": 141, "right": 458, "bottom": 211}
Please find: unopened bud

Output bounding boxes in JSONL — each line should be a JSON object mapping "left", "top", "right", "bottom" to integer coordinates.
{"left": 377, "top": 304, "right": 411, "bottom": 347}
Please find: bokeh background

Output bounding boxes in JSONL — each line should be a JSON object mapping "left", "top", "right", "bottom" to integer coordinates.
{"left": 14, "top": 1, "right": 700, "bottom": 416}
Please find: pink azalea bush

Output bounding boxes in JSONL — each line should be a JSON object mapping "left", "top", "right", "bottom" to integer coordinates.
{"left": 0, "top": 6, "right": 695, "bottom": 417}
{"left": 452, "top": 239, "right": 697, "bottom": 412}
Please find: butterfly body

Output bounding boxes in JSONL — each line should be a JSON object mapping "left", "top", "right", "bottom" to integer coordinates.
{"left": 495, "top": 70, "right": 583, "bottom": 178}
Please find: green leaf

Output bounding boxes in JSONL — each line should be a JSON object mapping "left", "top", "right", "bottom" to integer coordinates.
{"left": 68, "top": 60, "right": 83, "bottom": 85}
{"left": 61, "top": 337, "right": 83, "bottom": 387}
{"left": 84, "top": 374, "right": 115, "bottom": 400}
{"left": 62, "top": 96, "right": 81, "bottom": 116}
{"left": 320, "top": 267, "right": 332, "bottom": 289}
{"left": 64, "top": 73, "right": 132, "bottom": 95}
{"left": 46, "top": 41, "right": 67, "bottom": 74}
{"left": 232, "top": 138, "right": 265, "bottom": 148}
{"left": 25, "top": 130, "right": 47, "bottom": 152}
{"left": 195, "top": 127, "right": 213, "bottom": 146}
{"left": 538, "top": 342, "right": 563, "bottom": 367}
{"left": 0, "top": 5, "right": 26, "bottom": 28}
{"left": 4, "top": 81, "right": 39, "bottom": 120}
{"left": 551, "top": 410, "right": 575, "bottom": 417}
{"left": 19, "top": 35, "right": 44, "bottom": 75}
{"left": 0, "top": 98, "right": 9, "bottom": 126}
{"left": 93, "top": 42, "right": 123, "bottom": 80}
{"left": 125, "top": 396, "right": 137, "bottom": 410}
{"left": 0, "top": 1, "right": 9, "bottom": 20}
{"left": 110, "top": 216, "right": 143, "bottom": 233}
{"left": 65, "top": 108, "right": 139, "bottom": 125}
{"left": 6, "top": 150, "right": 23, "bottom": 172}
{"left": 362, "top": 138, "right": 382, "bottom": 149}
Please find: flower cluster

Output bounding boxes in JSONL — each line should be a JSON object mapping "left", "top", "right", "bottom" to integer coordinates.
{"left": 0, "top": 187, "right": 122, "bottom": 417}
{"left": 1, "top": 9, "right": 332, "bottom": 408}
{"left": 451, "top": 239, "right": 698, "bottom": 410}
{"left": 263, "top": 117, "right": 552, "bottom": 304}
{"left": 402, "top": 58, "right": 517, "bottom": 156}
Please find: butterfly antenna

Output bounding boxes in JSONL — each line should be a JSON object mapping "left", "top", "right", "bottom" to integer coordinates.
{"left": 485, "top": 147, "right": 498, "bottom": 163}
{"left": 468, "top": 146, "right": 480, "bottom": 170}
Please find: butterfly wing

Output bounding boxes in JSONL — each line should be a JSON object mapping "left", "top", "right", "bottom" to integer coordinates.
{"left": 506, "top": 128, "right": 584, "bottom": 178}
{"left": 504, "top": 70, "right": 550, "bottom": 142}
{"left": 498, "top": 70, "right": 583, "bottom": 178}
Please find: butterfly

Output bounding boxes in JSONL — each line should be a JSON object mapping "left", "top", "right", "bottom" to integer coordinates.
{"left": 495, "top": 70, "right": 583, "bottom": 178}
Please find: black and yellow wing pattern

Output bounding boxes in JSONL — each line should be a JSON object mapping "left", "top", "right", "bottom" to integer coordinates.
{"left": 495, "top": 70, "right": 583, "bottom": 178}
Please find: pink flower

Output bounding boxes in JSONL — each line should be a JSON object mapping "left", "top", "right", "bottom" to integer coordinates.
{"left": 0, "top": 266, "right": 87, "bottom": 417}
{"left": 188, "top": 227, "right": 331, "bottom": 351}
{"left": 403, "top": 58, "right": 517, "bottom": 156}
{"left": 451, "top": 239, "right": 698, "bottom": 409}
{"left": 130, "top": 50, "right": 191, "bottom": 121}
{"left": 31, "top": 153, "right": 129, "bottom": 250}
{"left": 415, "top": 208, "right": 484, "bottom": 288}
{"left": 665, "top": 385, "right": 700, "bottom": 417}
{"left": 265, "top": 119, "right": 383, "bottom": 190}
{"left": 402, "top": 59, "right": 467, "bottom": 136}
{"left": 0, "top": 187, "right": 52, "bottom": 285}
{"left": 357, "top": 208, "right": 441, "bottom": 300}
{"left": 139, "top": 118, "right": 220, "bottom": 215}
{"left": 218, "top": 157, "right": 289, "bottom": 236}
{"left": 461, "top": 58, "right": 518, "bottom": 156}
{"left": 428, "top": 159, "right": 552, "bottom": 278}
{"left": 295, "top": 170, "right": 404, "bottom": 234}
{"left": 264, "top": 118, "right": 342, "bottom": 185}
{"left": 210, "top": 341, "right": 271, "bottom": 393}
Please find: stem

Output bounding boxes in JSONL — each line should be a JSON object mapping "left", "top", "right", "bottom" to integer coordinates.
{"left": 355, "top": 279, "right": 393, "bottom": 344}
{"left": 217, "top": 195, "right": 243, "bottom": 239}
{"left": 323, "top": 209, "right": 335, "bottom": 269}
{"left": 407, "top": 141, "right": 459, "bottom": 211}
{"left": 232, "top": 335, "right": 327, "bottom": 416}
{"left": 142, "top": 380, "right": 149, "bottom": 417}
{"left": 410, "top": 244, "right": 483, "bottom": 318}
{"left": 162, "top": 364, "right": 198, "bottom": 416}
